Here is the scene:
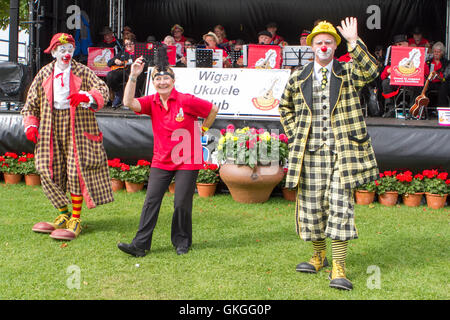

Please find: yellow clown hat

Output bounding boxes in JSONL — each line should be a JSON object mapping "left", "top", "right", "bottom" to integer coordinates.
{"left": 306, "top": 21, "right": 341, "bottom": 46}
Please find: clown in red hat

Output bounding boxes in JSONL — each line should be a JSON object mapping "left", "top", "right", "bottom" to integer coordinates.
{"left": 21, "top": 33, "right": 114, "bottom": 241}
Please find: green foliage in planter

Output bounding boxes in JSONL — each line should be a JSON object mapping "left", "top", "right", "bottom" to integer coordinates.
{"left": 355, "top": 180, "right": 377, "bottom": 193}
{"left": 17, "top": 153, "right": 38, "bottom": 175}
{"left": 197, "top": 163, "right": 219, "bottom": 184}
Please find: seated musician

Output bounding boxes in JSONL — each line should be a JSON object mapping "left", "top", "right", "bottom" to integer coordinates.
{"left": 203, "top": 31, "right": 231, "bottom": 68}
{"left": 426, "top": 42, "right": 450, "bottom": 109}
{"left": 106, "top": 33, "right": 144, "bottom": 108}
{"left": 408, "top": 27, "right": 430, "bottom": 48}
{"left": 97, "top": 26, "right": 121, "bottom": 55}
{"left": 257, "top": 30, "right": 274, "bottom": 45}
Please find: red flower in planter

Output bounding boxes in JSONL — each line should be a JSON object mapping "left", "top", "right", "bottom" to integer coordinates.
{"left": 108, "top": 158, "right": 123, "bottom": 168}
{"left": 4, "top": 152, "right": 18, "bottom": 159}
{"left": 423, "top": 169, "right": 439, "bottom": 179}
{"left": 137, "top": 160, "right": 151, "bottom": 166}
{"left": 437, "top": 172, "right": 448, "bottom": 180}
{"left": 279, "top": 134, "right": 288, "bottom": 143}
{"left": 226, "top": 124, "right": 235, "bottom": 133}
{"left": 396, "top": 173, "right": 412, "bottom": 183}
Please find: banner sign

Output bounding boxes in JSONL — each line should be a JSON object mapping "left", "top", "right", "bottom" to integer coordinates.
{"left": 87, "top": 47, "right": 114, "bottom": 77}
{"left": 390, "top": 46, "right": 426, "bottom": 87}
{"left": 145, "top": 67, "right": 291, "bottom": 118}
{"left": 246, "top": 45, "right": 282, "bottom": 69}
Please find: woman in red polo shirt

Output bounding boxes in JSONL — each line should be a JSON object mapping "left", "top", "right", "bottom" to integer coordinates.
{"left": 118, "top": 56, "right": 218, "bottom": 257}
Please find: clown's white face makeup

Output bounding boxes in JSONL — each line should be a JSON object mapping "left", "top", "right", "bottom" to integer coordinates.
{"left": 312, "top": 34, "right": 337, "bottom": 66}
{"left": 52, "top": 44, "right": 74, "bottom": 70}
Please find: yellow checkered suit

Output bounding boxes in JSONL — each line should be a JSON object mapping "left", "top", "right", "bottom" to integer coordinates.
{"left": 279, "top": 39, "right": 379, "bottom": 191}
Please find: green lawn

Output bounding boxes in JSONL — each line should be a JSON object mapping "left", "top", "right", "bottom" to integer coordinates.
{"left": 0, "top": 183, "right": 449, "bottom": 300}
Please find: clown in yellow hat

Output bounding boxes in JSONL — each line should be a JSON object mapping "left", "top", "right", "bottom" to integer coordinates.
{"left": 279, "top": 17, "right": 380, "bottom": 292}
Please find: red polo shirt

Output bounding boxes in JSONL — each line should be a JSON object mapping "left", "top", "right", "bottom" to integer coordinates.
{"left": 136, "top": 89, "right": 212, "bottom": 171}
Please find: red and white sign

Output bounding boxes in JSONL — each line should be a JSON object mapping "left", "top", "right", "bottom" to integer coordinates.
{"left": 390, "top": 46, "right": 426, "bottom": 86}
{"left": 87, "top": 47, "right": 115, "bottom": 77}
{"left": 166, "top": 45, "right": 177, "bottom": 66}
{"left": 247, "top": 45, "right": 282, "bottom": 69}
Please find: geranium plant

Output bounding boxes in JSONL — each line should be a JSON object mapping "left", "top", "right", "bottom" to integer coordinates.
{"left": 122, "top": 160, "right": 151, "bottom": 184}
{"left": 108, "top": 158, "right": 126, "bottom": 180}
{"left": 0, "top": 152, "right": 21, "bottom": 174}
{"left": 355, "top": 180, "right": 378, "bottom": 192}
{"left": 422, "top": 169, "right": 450, "bottom": 196}
{"left": 17, "top": 153, "right": 38, "bottom": 175}
{"left": 217, "top": 124, "right": 289, "bottom": 168}
{"left": 396, "top": 171, "right": 425, "bottom": 195}
{"left": 376, "top": 170, "right": 401, "bottom": 194}
{"left": 197, "top": 162, "right": 220, "bottom": 184}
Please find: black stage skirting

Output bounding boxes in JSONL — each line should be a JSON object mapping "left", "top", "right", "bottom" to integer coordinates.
{"left": 1, "top": 108, "right": 450, "bottom": 172}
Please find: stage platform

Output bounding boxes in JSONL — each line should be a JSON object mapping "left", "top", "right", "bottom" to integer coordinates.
{"left": 1, "top": 106, "right": 449, "bottom": 172}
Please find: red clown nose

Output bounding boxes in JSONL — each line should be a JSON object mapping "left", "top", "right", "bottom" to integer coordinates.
{"left": 321, "top": 46, "right": 328, "bottom": 52}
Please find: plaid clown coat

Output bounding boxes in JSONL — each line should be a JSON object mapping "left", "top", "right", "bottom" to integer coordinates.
{"left": 279, "top": 39, "right": 379, "bottom": 190}
{"left": 21, "top": 59, "right": 114, "bottom": 209}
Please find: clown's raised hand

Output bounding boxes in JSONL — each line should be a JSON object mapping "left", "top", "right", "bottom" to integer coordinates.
{"left": 336, "top": 17, "right": 358, "bottom": 43}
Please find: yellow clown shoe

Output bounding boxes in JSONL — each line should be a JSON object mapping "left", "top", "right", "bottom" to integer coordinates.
{"left": 50, "top": 217, "right": 82, "bottom": 240}
{"left": 32, "top": 213, "right": 71, "bottom": 233}
{"left": 328, "top": 260, "right": 353, "bottom": 291}
{"left": 296, "top": 250, "right": 329, "bottom": 273}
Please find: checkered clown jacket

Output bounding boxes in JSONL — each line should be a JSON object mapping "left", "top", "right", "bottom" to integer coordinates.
{"left": 279, "top": 39, "right": 379, "bottom": 190}
{"left": 21, "top": 60, "right": 113, "bottom": 209}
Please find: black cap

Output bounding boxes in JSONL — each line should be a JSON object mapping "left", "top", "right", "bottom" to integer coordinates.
{"left": 258, "top": 30, "right": 273, "bottom": 38}
{"left": 392, "top": 34, "right": 407, "bottom": 45}
{"left": 412, "top": 27, "right": 422, "bottom": 35}
{"left": 99, "top": 26, "right": 113, "bottom": 35}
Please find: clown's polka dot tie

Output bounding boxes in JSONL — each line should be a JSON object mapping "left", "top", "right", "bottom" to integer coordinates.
{"left": 321, "top": 67, "right": 328, "bottom": 90}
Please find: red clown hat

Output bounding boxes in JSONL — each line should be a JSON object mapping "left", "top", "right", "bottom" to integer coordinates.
{"left": 44, "top": 33, "right": 76, "bottom": 54}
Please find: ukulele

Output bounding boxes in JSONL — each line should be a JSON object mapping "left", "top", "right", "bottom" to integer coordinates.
{"left": 409, "top": 71, "right": 436, "bottom": 118}
{"left": 110, "top": 54, "right": 133, "bottom": 70}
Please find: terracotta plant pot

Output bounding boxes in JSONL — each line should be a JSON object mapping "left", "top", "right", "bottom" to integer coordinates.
{"left": 425, "top": 192, "right": 448, "bottom": 209}
{"left": 402, "top": 192, "right": 424, "bottom": 207}
{"left": 125, "top": 181, "right": 144, "bottom": 193}
{"left": 3, "top": 173, "right": 22, "bottom": 184}
{"left": 355, "top": 190, "right": 375, "bottom": 205}
{"left": 168, "top": 182, "right": 175, "bottom": 194}
{"left": 282, "top": 188, "right": 297, "bottom": 202}
{"left": 25, "top": 174, "right": 41, "bottom": 186}
{"left": 378, "top": 191, "right": 399, "bottom": 206}
{"left": 219, "top": 164, "right": 284, "bottom": 203}
{"left": 111, "top": 178, "right": 124, "bottom": 192}
{"left": 196, "top": 183, "right": 217, "bottom": 198}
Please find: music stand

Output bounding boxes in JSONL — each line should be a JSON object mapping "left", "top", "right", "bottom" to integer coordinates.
{"left": 230, "top": 50, "right": 242, "bottom": 68}
{"left": 133, "top": 42, "right": 164, "bottom": 66}
{"left": 196, "top": 49, "right": 213, "bottom": 68}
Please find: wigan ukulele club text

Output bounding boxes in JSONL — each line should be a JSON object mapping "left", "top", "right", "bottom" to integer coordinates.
{"left": 193, "top": 71, "right": 241, "bottom": 110}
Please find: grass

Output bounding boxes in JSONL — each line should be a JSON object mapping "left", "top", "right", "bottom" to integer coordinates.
{"left": 0, "top": 182, "right": 449, "bottom": 300}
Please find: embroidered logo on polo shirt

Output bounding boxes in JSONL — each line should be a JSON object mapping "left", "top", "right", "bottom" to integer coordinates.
{"left": 175, "top": 108, "right": 184, "bottom": 122}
